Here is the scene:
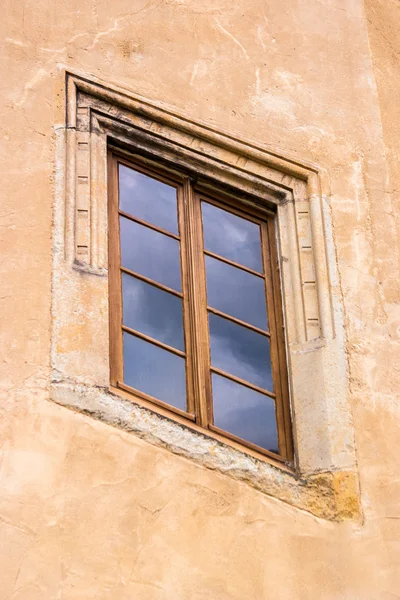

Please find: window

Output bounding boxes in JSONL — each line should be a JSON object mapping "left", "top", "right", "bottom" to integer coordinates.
{"left": 108, "top": 151, "right": 293, "bottom": 463}
{"left": 53, "top": 72, "right": 360, "bottom": 518}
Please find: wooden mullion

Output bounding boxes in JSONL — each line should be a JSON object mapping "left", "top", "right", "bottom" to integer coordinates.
{"left": 117, "top": 381, "right": 196, "bottom": 422}
{"left": 196, "top": 189, "right": 276, "bottom": 222}
{"left": 208, "top": 424, "right": 281, "bottom": 461}
{"left": 108, "top": 152, "right": 124, "bottom": 387}
{"left": 267, "top": 218, "right": 294, "bottom": 462}
{"left": 177, "top": 183, "right": 196, "bottom": 415}
{"left": 207, "top": 306, "right": 271, "bottom": 337}
{"left": 120, "top": 266, "right": 183, "bottom": 298}
{"left": 203, "top": 249, "right": 264, "bottom": 278}
{"left": 113, "top": 384, "right": 291, "bottom": 470}
{"left": 261, "top": 220, "right": 292, "bottom": 461}
{"left": 210, "top": 366, "right": 276, "bottom": 399}
{"left": 184, "top": 186, "right": 212, "bottom": 428}
{"left": 109, "top": 149, "right": 293, "bottom": 466}
{"left": 115, "top": 152, "right": 186, "bottom": 188}
{"left": 122, "top": 325, "right": 186, "bottom": 358}
{"left": 119, "top": 210, "right": 180, "bottom": 241}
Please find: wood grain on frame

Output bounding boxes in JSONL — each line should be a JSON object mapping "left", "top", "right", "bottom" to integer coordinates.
{"left": 108, "top": 150, "right": 293, "bottom": 465}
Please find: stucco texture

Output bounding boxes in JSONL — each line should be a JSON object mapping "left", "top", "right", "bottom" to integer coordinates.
{"left": 0, "top": 0, "right": 399, "bottom": 598}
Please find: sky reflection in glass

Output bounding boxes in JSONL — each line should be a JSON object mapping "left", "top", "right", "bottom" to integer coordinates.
{"left": 119, "top": 164, "right": 179, "bottom": 234}
{"left": 122, "top": 273, "right": 184, "bottom": 351}
{"left": 123, "top": 332, "right": 186, "bottom": 410}
{"left": 120, "top": 216, "right": 182, "bottom": 292}
{"left": 209, "top": 313, "right": 273, "bottom": 391}
{"left": 205, "top": 256, "right": 268, "bottom": 330}
{"left": 202, "top": 202, "right": 263, "bottom": 272}
{"left": 212, "top": 374, "right": 278, "bottom": 453}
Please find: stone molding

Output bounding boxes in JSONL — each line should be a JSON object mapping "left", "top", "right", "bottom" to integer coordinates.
{"left": 51, "top": 69, "right": 360, "bottom": 520}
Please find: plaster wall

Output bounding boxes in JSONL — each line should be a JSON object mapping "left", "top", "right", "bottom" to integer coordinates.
{"left": 0, "top": 0, "right": 399, "bottom": 598}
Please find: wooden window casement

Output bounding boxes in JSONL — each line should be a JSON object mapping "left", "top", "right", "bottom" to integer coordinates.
{"left": 108, "top": 150, "right": 293, "bottom": 465}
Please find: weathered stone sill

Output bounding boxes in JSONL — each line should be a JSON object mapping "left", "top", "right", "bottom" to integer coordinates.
{"left": 50, "top": 380, "right": 361, "bottom": 522}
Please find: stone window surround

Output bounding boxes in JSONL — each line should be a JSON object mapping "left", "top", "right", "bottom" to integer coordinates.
{"left": 51, "top": 69, "right": 360, "bottom": 521}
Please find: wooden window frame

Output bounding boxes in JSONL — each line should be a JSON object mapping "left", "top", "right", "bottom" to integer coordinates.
{"left": 108, "top": 149, "right": 293, "bottom": 465}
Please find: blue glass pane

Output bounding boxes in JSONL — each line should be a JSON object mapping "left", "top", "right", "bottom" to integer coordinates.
{"left": 212, "top": 374, "right": 278, "bottom": 453}
{"left": 123, "top": 332, "right": 186, "bottom": 410}
{"left": 119, "top": 164, "right": 178, "bottom": 234}
{"left": 205, "top": 255, "right": 268, "bottom": 330}
{"left": 202, "top": 202, "right": 263, "bottom": 272}
{"left": 120, "top": 216, "right": 182, "bottom": 291}
{"left": 209, "top": 313, "right": 273, "bottom": 391}
{"left": 122, "top": 273, "right": 184, "bottom": 351}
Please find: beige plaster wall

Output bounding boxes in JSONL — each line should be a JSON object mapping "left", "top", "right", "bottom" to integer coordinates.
{"left": 0, "top": 0, "right": 399, "bottom": 597}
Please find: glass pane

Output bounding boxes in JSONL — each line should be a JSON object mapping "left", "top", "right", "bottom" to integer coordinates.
{"left": 209, "top": 313, "right": 273, "bottom": 391}
{"left": 212, "top": 374, "right": 278, "bottom": 453}
{"left": 122, "top": 273, "right": 184, "bottom": 351}
{"left": 120, "top": 216, "right": 182, "bottom": 291}
{"left": 202, "top": 202, "right": 263, "bottom": 272}
{"left": 119, "top": 164, "right": 179, "bottom": 234}
{"left": 123, "top": 332, "right": 186, "bottom": 410}
{"left": 205, "top": 255, "right": 268, "bottom": 330}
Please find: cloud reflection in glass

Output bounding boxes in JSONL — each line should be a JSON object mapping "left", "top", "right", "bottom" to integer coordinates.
{"left": 209, "top": 313, "right": 273, "bottom": 391}
{"left": 205, "top": 256, "right": 268, "bottom": 330}
{"left": 212, "top": 374, "right": 278, "bottom": 453}
{"left": 123, "top": 332, "right": 186, "bottom": 410}
{"left": 202, "top": 201, "right": 263, "bottom": 272}
{"left": 119, "top": 164, "right": 179, "bottom": 234}
{"left": 120, "top": 216, "right": 182, "bottom": 292}
{"left": 122, "top": 273, "right": 184, "bottom": 351}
